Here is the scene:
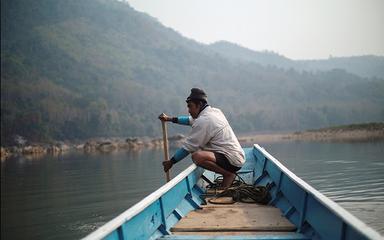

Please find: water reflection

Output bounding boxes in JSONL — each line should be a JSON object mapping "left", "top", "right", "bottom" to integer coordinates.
{"left": 1, "top": 149, "right": 191, "bottom": 240}
{"left": 262, "top": 141, "right": 384, "bottom": 234}
{"left": 1, "top": 142, "right": 383, "bottom": 239}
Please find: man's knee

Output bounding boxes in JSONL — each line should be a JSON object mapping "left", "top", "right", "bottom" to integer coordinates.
{"left": 191, "top": 151, "right": 204, "bottom": 165}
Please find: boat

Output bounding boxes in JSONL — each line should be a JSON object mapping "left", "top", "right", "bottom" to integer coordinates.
{"left": 83, "top": 144, "right": 383, "bottom": 240}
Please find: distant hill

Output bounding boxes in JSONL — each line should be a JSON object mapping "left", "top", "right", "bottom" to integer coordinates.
{"left": 209, "top": 41, "right": 296, "bottom": 69}
{"left": 209, "top": 41, "right": 384, "bottom": 79}
{"left": 296, "top": 56, "right": 384, "bottom": 79}
{"left": 1, "top": 0, "right": 384, "bottom": 144}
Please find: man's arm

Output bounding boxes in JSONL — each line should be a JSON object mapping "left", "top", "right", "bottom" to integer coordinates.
{"left": 171, "top": 116, "right": 191, "bottom": 125}
{"left": 159, "top": 113, "right": 194, "bottom": 172}
{"left": 182, "top": 122, "right": 211, "bottom": 153}
{"left": 158, "top": 113, "right": 192, "bottom": 126}
{"left": 162, "top": 147, "right": 190, "bottom": 172}
{"left": 170, "top": 147, "right": 190, "bottom": 164}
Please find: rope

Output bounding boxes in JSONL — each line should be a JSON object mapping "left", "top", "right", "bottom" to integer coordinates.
{"left": 207, "top": 175, "right": 271, "bottom": 205}
{"left": 206, "top": 175, "right": 245, "bottom": 189}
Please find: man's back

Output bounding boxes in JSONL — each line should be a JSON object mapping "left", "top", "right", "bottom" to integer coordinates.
{"left": 187, "top": 106, "right": 245, "bottom": 167}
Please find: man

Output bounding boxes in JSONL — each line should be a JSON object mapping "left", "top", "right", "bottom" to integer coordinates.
{"left": 159, "top": 88, "right": 245, "bottom": 188}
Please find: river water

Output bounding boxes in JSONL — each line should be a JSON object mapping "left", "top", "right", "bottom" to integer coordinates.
{"left": 1, "top": 141, "right": 383, "bottom": 239}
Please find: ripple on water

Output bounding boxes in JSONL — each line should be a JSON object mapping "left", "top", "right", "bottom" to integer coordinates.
{"left": 324, "top": 160, "right": 359, "bottom": 164}
{"left": 339, "top": 201, "right": 384, "bottom": 234}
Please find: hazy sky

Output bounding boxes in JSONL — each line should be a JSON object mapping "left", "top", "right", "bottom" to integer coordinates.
{"left": 127, "top": 0, "right": 384, "bottom": 60}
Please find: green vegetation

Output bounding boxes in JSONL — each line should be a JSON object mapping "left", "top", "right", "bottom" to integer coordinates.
{"left": 1, "top": 0, "right": 384, "bottom": 145}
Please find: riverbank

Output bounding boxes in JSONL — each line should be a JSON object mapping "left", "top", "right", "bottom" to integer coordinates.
{"left": 239, "top": 122, "right": 384, "bottom": 143}
{"left": 1, "top": 123, "right": 383, "bottom": 160}
{"left": 0, "top": 135, "right": 185, "bottom": 160}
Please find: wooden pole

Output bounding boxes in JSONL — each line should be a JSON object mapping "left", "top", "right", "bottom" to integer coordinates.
{"left": 161, "top": 121, "right": 171, "bottom": 182}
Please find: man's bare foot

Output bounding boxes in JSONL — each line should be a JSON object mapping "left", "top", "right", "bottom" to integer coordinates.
{"left": 222, "top": 173, "right": 236, "bottom": 188}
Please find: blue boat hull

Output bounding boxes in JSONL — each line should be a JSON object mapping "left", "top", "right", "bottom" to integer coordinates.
{"left": 83, "top": 144, "right": 382, "bottom": 240}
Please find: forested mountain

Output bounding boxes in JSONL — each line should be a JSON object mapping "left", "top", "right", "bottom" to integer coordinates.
{"left": 1, "top": 0, "right": 384, "bottom": 144}
{"left": 209, "top": 41, "right": 384, "bottom": 79}
{"left": 296, "top": 56, "right": 384, "bottom": 79}
{"left": 209, "top": 41, "right": 296, "bottom": 70}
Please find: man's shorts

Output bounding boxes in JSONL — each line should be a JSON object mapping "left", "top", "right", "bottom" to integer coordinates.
{"left": 214, "top": 152, "right": 241, "bottom": 174}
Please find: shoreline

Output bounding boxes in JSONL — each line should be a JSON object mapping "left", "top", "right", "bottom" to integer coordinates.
{"left": 0, "top": 135, "right": 185, "bottom": 160}
{"left": 1, "top": 126, "right": 384, "bottom": 160}
{"left": 240, "top": 123, "right": 384, "bottom": 143}
{"left": 238, "top": 129, "right": 384, "bottom": 144}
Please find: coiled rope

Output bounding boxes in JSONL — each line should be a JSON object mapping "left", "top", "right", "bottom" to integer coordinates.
{"left": 206, "top": 175, "right": 271, "bottom": 205}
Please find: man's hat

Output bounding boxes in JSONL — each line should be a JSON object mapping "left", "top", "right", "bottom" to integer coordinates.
{"left": 186, "top": 88, "right": 208, "bottom": 103}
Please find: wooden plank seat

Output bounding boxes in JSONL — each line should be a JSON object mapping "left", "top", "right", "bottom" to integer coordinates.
{"left": 171, "top": 201, "right": 296, "bottom": 234}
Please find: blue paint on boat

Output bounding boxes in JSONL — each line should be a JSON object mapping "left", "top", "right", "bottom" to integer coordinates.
{"left": 83, "top": 144, "right": 382, "bottom": 240}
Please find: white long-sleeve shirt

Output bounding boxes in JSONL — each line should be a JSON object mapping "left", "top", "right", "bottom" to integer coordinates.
{"left": 182, "top": 106, "right": 245, "bottom": 167}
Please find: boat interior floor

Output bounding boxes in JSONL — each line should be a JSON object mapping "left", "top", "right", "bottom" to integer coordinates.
{"left": 158, "top": 197, "right": 310, "bottom": 240}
